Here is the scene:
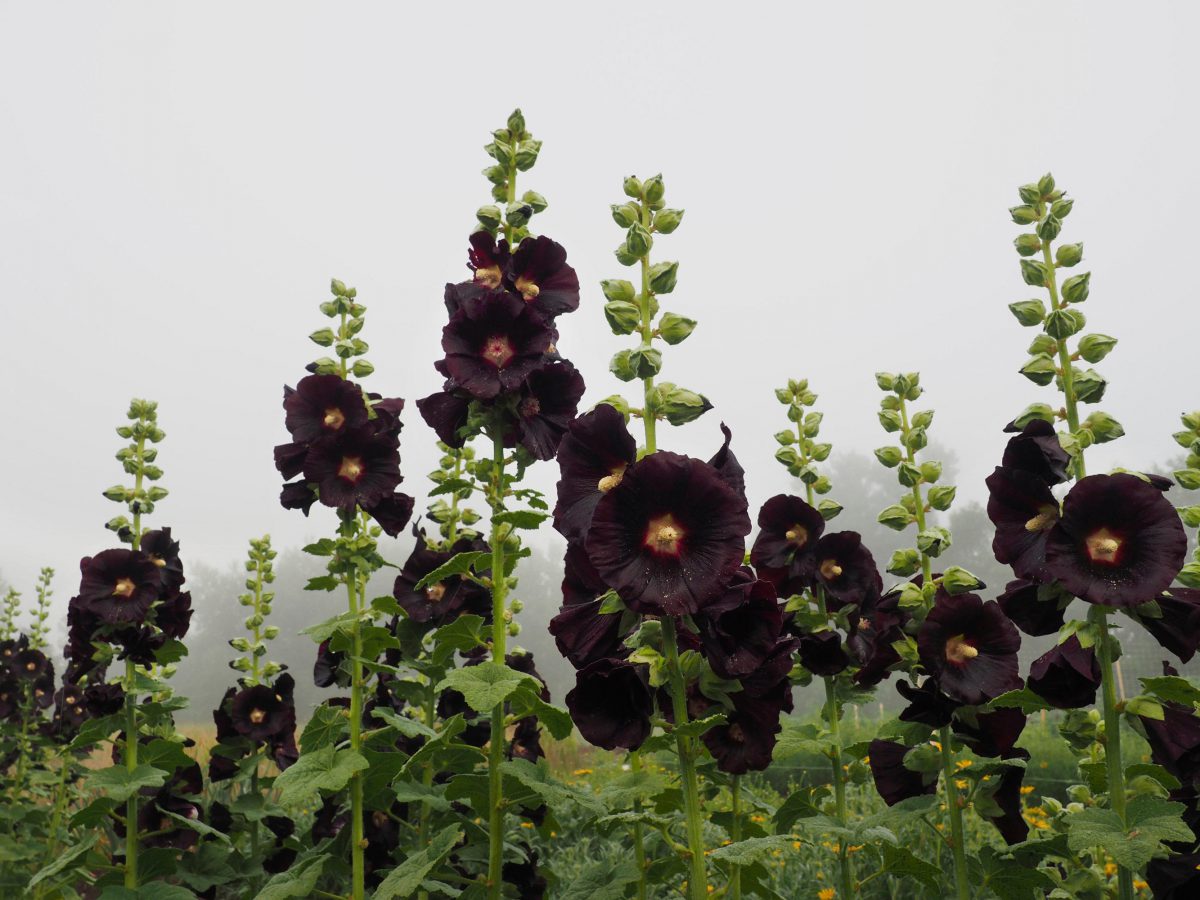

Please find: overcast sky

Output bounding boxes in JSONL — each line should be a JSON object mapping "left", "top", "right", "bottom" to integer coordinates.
{"left": 2, "top": 3, "right": 1198, "bottom": 619}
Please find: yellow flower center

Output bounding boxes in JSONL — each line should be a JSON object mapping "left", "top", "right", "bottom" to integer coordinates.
{"left": 249, "top": 708, "right": 267, "bottom": 724}
{"left": 644, "top": 514, "right": 684, "bottom": 555}
{"left": 819, "top": 559, "right": 843, "bottom": 580}
{"left": 113, "top": 577, "right": 136, "bottom": 599}
{"left": 426, "top": 583, "right": 447, "bottom": 603}
{"left": 1085, "top": 527, "right": 1122, "bottom": 564}
{"left": 514, "top": 275, "right": 540, "bottom": 301}
{"left": 1024, "top": 505, "right": 1058, "bottom": 532}
{"left": 475, "top": 265, "right": 502, "bottom": 289}
{"left": 597, "top": 466, "right": 626, "bottom": 493}
{"left": 323, "top": 407, "right": 346, "bottom": 430}
{"left": 482, "top": 335, "right": 515, "bottom": 368}
{"left": 785, "top": 525, "right": 809, "bottom": 547}
{"left": 338, "top": 456, "right": 364, "bottom": 482}
{"left": 945, "top": 635, "right": 979, "bottom": 665}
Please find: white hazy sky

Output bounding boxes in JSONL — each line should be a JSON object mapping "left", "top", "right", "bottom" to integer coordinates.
{"left": 1, "top": 3, "right": 1198, "bottom": 612}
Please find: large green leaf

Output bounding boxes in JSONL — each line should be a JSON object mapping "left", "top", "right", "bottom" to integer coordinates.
{"left": 552, "top": 860, "right": 641, "bottom": 900}
{"left": 301, "top": 702, "right": 348, "bottom": 753}
{"left": 877, "top": 843, "right": 940, "bottom": 891}
{"left": 27, "top": 833, "right": 98, "bottom": 889}
{"left": 1067, "top": 795, "right": 1196, "bottom": 870}
{"left": 273, "top": 745, "right": 369, "bottom": 807}
{"left": 437, "top": 661, "right": 539, "bottom": 713}
{"left": 372, "top": 825, "right": 462, "bottom": 899}
{"left": 85, "top": 764, "right": 168, "bottom": 802}
{"left": 709, "top": 836, "right": 798, "bottom": 865}
{"left": 500, "top": 759, "right": 604, "bottom": 816}
{"left": 255, "top": 854, "right": 329, "bottom": 899}
{"left": 414, "top": 551, "right": 491, "bottom": 590}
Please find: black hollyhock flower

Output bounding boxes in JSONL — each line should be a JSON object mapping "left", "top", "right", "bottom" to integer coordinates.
{"left": 1146, "top": 851, "right": 1200, "bottom": 899}
{"left": 996, "top": 578, "right": 1067, "bottom": 637}
{"left": 1139, "top": 589, "right": 1200, "bottom": 663}
{"left": 1001, "top": 419, "right": 1071, "bottom": 486}
{"left": 868, "top": 739, "right": 937, "bottom": 806}
{"left": 508, "top": 716, "right": 544, "bottom": 763}
{"left": 586, "top": 451, "right": 751, "bottom": 617}
{"left": 797, "top": 631, "right": 849, "bottom": 677}
{"left": 53, "top": 684, "right": 89, "bottom": 732}
{"left": 917, "top": 591, "right": 1021, "bottom": 705}
{"left": 279, "top": 481, "right": 318, "bottom": 515}
{"left": 750, "top": 495, "right": 826, "bottom": 595}
{"left": 302, "top": 425, "right": 401, "bottom": 512}
{"left": 507, "top": 235, "right": 581, "bottom": 320}
{"left": 850, "top": 586, "right": 910, "bottom": 687}
{"left": 1043, "top": 473, "right": 1187, "bottom": 607}
{"left": 269, "top": 724, "right": 300, "bottom": 771}
{"left": 467, "top": 231, "right": 510, "bottom": 291}
{"left": 552, "top": 403, "right": 636, "bottom": 543}
{"left": 12, "top": 647, "right": 51, "bottom": 681}
{"left": 1139, "top": 699, "right": 1200, "bottom": 786}
{"left": 415, "top": 388, "right": 472, "bottom": 449}
{"left": 561, "top": 540, "right": 607, "bottom": 606}
{"left": 703, "top": 694, "right": 785, "bottom": 775}
{"left": 952, "top": 708, "right": 1027, "bottom": 759}
{"left": 393, "top": 531, "right": 491, "bottom": 626}
{"left": 84, "top": 682, "right": 125, "bottom": 717}
{"left": 1026, "top": 636, "right": 1100, "bottom": 710}
{"left": 0, "top": 679, "right": 21, "bottom": 720}
{"left": 364, "top": 491, "right": 415, "bottom": 538}
{"left": 155, "top": 589, "right": 193, "bottom": 640}
{"left": 511, "top": 360, "right": 585, "bottom": 461}
{"left": 440, "top": 291, "right": 554, "bottom": 400}
{"left": 140, "top": 528, "right": 185, "bottom": 591}
{"left": 283, "top": 374, "right": 368, "bottom": 444}
{"left": 698, "top": 569, "right": 784, "bottom": 679}
{"left": 983, "top": 754, "right": 1031, "bottom": 845}
{"left": 314, "top": 640, "right": 347, "bottom": 688}
{"left": 113, "top": 626, "right": 167, "bottom": 665}
{"left": 548, "top": 597, "right": 625, "bottom": 670}
{"left": 740, "top": 635, "right": 800, "bottom": 705}
{"left": 986, "top": 466, "right": 1060, "bottom": 581}
{"left": 230, "top": 675, "right": 296, "bottom": 742}
{"left": 503, "top": 851, "right": 548, "bottom": 900}
{"left": 274, "top": 441, "right": 308, "bottom": 480}
{"left": 897, "top": 678, "right": 959, "bottom": 728}
{"left": 708, "top": 423, "right": 746, "bottom": 500}
{"left": 78, "top": 549, "right": 162, "bottom": 625}
{"left": 436, "top": 689, "right": 490, "bottom": 747}
{"left": 138, "top": 788, "right": 203, "bottom": 851}
{"left": 812, "top": 532, "right": 882, "bottom": 611}
{"left": 565, "top": 658, "right": 653, "bottom": 751}
{"left": 312, "top": 796, "right": 349, "bottom": 841}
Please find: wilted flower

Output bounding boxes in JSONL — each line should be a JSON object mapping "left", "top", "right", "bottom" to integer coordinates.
{"left": 565, "top": 658, "right": 653, "bottom": 751}
{"left": 952, "top": 707, "right": 1027, "bottom": 759}
{"left": 917, "top": 591, "right": 1022, "bottom": 705}
{"left": 896, "top": 678, "right": 959, "bottom": 728}
{"left": 1137, "top": 589, "right": 1200, "bottom": 663}
{"left": 140, "top": 528, "right": 185, "bottom": 592}
{"left": 155, "top": 589, "right": 193, "bottom": 640}
{"left": 415, "top": 387, "right": 472, "bottom": 449}
{"left": 1000, "top": 419, "right": 1071, "bottom": 486}
{"left": 981, "top": 755, "right": 1030, "bottom": 845}
{"left": 1026, "top": 636, "right": 1100, "bottom": 710}
{"left": 986, "top": 466, "right": 1060, "bottom": 581}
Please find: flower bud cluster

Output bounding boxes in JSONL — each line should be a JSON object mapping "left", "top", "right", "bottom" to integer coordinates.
{"left": 773, "top": 379, "right": 841, "bottom": 520}
{"left": 476, "top": 109, "right": 547, "bottom": 244}
{"left": 103, "top": 399, "right": 168, "bottom": 540}
{"left": 228, "top": 535, "right": 283, "bottom": 682}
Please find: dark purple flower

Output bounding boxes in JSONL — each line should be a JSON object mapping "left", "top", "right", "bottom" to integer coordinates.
{"left": 467, "top": 231, "right": 510, "bottom": 290}
{"left": 415, "top": 388, "right": 472, "bottom": 448}
{"left": 302, "top": 425, "right": 401, "bottom": 512}
{"left": 952, "top": 707, "right": 1027, "bottom": 759}
{"left": 140, "top": 528, "right": 185, "bottom": 591}
{"left": 78, "top": 549, "right": 161, "bottom": 625}
{"left": 283, "top": 374, "right": 368, "bottom": 444}
{"left": 996, "top": 578, "right": 1067, "bottom": 637}
{"left": 503, "top": 851, "right": 548, "bottom": 900}
{"left": 750, "top": 495, "right": 826, "bottom": 595}
{"left": 548, "top": 597, "right": 625, "bottom": 671}
{"left": 510, "top": 360, "right": 585, "bottom": 461}
{"left": 508, "top": 716, "right": 544, "bottom": 763}
{"left": 1001, "top": 419, "right": 1071, "bottom": 486}
{"left": 566, "top": 658, "right": 653, "bottom": 751}
{"left": 982, "top": 754, "right": 1030, "bottom": 845}
{"left": 552, "top": 404, "right": 636, "bottom": 544}
{"left": 279, "top": 481, "right": 318, "bottom": 515}
{"left": 812, "top": 532, "right": 882, "bottom": 611}
{"left": 707, "top": 423, "right": 746, "bottom": 500}
{"left": 561, "top": 540, "right": 607, "bottom": 607}
{"left": 586, "top": 451, "right": 751, "bottom": 617}
{"left": 797, "top": 631, "right": 849, "bottom": 677}
{"left": 508, "top": 235, "right": 581, "bottom": 320}
{"left": 986, "top": 466, "right": 1060, "bottom": 581}
{"left": 440, "top": 292, "right": 554, "bottom": 400}
{"left": 393, "top": 531, "right": 491, "bottom": 626}
{"left": 868, "top": 739, "right": 937, "bottom": 806}
{"left": 230, "top": 675, "right": 296, "bottom": 742}
{"left": 1146, "top": 851, "right": 1200, "bottom": 899}
{"left": 917, "top": 591, "right": 1022, "bottom": 705}
{"left": 364, "top": 491, "right": 415, "bottom": 538}
{"left": 1043, "top": 473, "right": 1187, "bottom": 607}
{"left": 84, "top": 682, "right": 125, "bottom": 717}
{"left": 314, "top": 640, "right": 347, "bottom": 688}
{"left": 155, "top": 589, "right": 193, "bottom": 640}
{"left": 1139, "top": 699, "right": 1200, "bottom": 787}
{"left": 1027, "top": 636, "right": 1100, "bottom": 710}
{"left": 897, "top": 678, "right": 959, "bottom": 728}
{"left": 1138, "top": 589, "right": 1200, "bottom": 663}
{"left": 703, "top": 694, "right": 785, "bottom": 775}
{"left": 698, "top": 569, "right": 784, "bottom": 679}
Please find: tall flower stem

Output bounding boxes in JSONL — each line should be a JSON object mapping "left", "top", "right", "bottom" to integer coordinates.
{"left": 1039, "top": 234, "right": 1086, "bottom": 481}
{"left": 486, "top": 433, "right": 509, "bottom": 900}
{"left": 729, "top": 776, "right": 742, "bottom": 900}
{"left": 124, "top": 658, "right": 139, "bottom": 888}
{"left": 630, "top": 751, "right": 649, "bottom": 900}
{"left": 1091, "top": 606, "right": 1134, "bottom": 900}
{"left": 638, "top": 205, "right": 657, "bottom": 454}
{"left": 345, "top": 530, "right": 366, "bottom": 900}
{"left": 662, "top": 616, "right": 708, "bottom": 900}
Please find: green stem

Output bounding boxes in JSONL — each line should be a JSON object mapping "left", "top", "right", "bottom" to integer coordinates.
{"left": 346, "top": 538, "right": 365, "bottom": 900}
{"left": 938, "top": 726, "right": 969, "bottom": 900}
{"left": 446, "top": 452, "right": 463, "bottom": 547}
{"left": 897, "top": 398, "right": 933, "bottom": 585}
{"left": 662, "top": 617, "right": 708, "bottom": 900}
{"left": 1091, "top": 606, "right": 1134, "bottom": 900}
{"left": 417, "top": 683, "right": 437, "bottom": 900}
{"left": 730, "top": 776, "right": 742, "bottom": 900}
{"left": 638, "top": 205, "right": 658, "bottom": 453}
{"left": 630, "top": 751, "right": 649, "bottom": 900}
{"left": 1039, "top": 231, "right": 1086, "bottom": 480}
{"left": 487, "top": 434, "right": 509, "bottom": 900}
{"left": 124, "top": 659, "right": 139, "bottom": 889}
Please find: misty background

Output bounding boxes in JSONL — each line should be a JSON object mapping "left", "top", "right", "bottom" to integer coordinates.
{"left": 2, "top": 3, "right": 1198, "bottom": 719}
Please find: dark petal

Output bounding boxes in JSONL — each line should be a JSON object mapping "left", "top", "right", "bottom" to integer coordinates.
{"left": 996, "top": 578, "right": 1067, "bottom": 637}
{"left": 140, "top": 527, "right": 185, "bottom": 591}
{"left": 703, "top": 694, "right": 784, "bottom": 775}
{"left": 565, "top": 659, "right": 653, "bottom": 751}
{"left": 416, "top": 389, "right": 472, "bottom": 448}
{"left": 812, "top": 532, "right": 882, "bottom": 611}
{"left": 1138, "top": 589, "right": 1200, "bottom": 663}
{"left": 897, "top": 678, "right": 959, "bottom": 728}
{"left": 283, "top": 374, "right": 368, "bottom": 444}
{"left": 279, "top": 481, "right": 318, "bottom": 515}
{"left": 953, "top": 707, "right": 1027, "bottom": 758}
{"left": 393, "top": 532, "right": 492, "bottom": 627}
{"left": 78, "top": 549, "right": 161, "bottom": 625}
{"left": 314, "top": 640, "right": 347, "bottom": 688}
{"left": 917, "top": 592, "right": 1022, "bottom": 706}
{"left": 365, "top": 491, "right": 415, "bottom": 537}
{"left": 1141, "top": 701, "right": 1200, "bottom": 785}
{"left": 984, "top": 755, "right": 1031, "bottom": 845}
{"left": 797, "top": 631, "right": 849, "bottom": 677}
{"left": 1001, "top": 418, "right": 1071, "bottom": 485}
{"left": 440, "top": 291, "right": 554, "bottom": 400}
{"left": 868, "top": 739, "right": 937, "bottom": 806}
{"left": 302, "top": 426, "right": 401, "bottom": 513}
{"left": 708, "top": 423, "right": 746, "bottom": 500}
{"left": 561, "top": 541, "right": 607, "bottom": 607}
{"left": 699, "top": 573, "right": 784, "bottom": 678}
{"left": 516, "top": 360, "right": 585, "bottom": 461}
{"left": 1027, "top": 636, "right": 1100, "bottom": 710}
{"left": 750, "top": 494, "right": 825, "bottom": 588}
{"left": 986, "top": 466, "right": 1060, "bottom": 581}
{"left": 1044, "top": 473, "right": 1187, "bottom": 607}
{"left": 552, "top": 404, "right": 637, "bottom": 543}
{"left": 508, "top": 235, "right": 580, "bottom": 320}
{"left": 549, "top": 597, "right": 625, "bottom": 670}
{"left": 155, "top": 589, "right": 193, "bottom": 640}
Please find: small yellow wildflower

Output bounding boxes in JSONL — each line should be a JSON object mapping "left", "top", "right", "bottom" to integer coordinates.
{"left": 818, "top": 889, "right": 837, "bottom": 900}
{"left": 792, "top": 841, "right": 803, "bottom": 850}
{"left": 955, "top": 759, "right": 973, "bottom": 770}
{"left": 751, "top": 814, "right": 766, "bottom": 824}
{"left": 1020, "top": 785, "right": 1035, "bottom": 795}
{"left": 520, "top": 822, "right": 534, "bottom": 829}
{"left": 572, "top": 768, "right": 593, "bottom": 776}
{"left": 954, "top": 779, "right": 968, "bottom": 790}
{"left": 1133, "top": 880, "right": 1148, "bottom": 891}
{"left": 1104, "top": 862, "right": 1118, "bottom": 876}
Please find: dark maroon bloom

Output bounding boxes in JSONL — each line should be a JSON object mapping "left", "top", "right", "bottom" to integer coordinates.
{"left": 868, "top": 739, "right": 937, "bottom": 806}
{"left": 230, "top": 675, "right": 296, "bottom": 742}
{"left": 986, "top": 466, "right": 1060, "bottom": 581}
{"left": 364, "top": 491, "right": 415, "bottom": 538}
{"left": 1139, "top": 699, "right": 1200, "bottom": 787}
{"left": 415, "top": 388, "right": 472, "bottom": 448}
{"left": 750, "top": 495, "right": 826, "bottom": 594}
{"left": 982, "top": 755, "right": 1030, "bottom": 845}
{"left": 314, "top": 640, "right": 347, "bottom": 688}
{"left": 996, "top": 578, "right": 1067, "bottom": 637}
{"left": 53, "top": 684, "right": 89, "bottom": 731}
{"left": 84, "top": 682, "right": 125, "bottom": 717}
{"left": 12, "top": 647, "right": 51, "bottom": 681}
{"left": 1147, "top": 851, "right": 1200, "bottom": 899}
{"left": 302, "top": 425, "right": 401, "bottom": 512}
{"left": 566, "top": 658, "right": 653, "bottom": 751}
{"left": 78, "top": 549, "right": 161, "bottom": 625}
{"left": 274, "top": 441, "right": 308, "bottom": 480}
{"left": 312, "top": 796, "right": 349, "bottom": 841}
{"left": 279, "top": 481, "right": 318, "bottom": 515}
{"left": 503, "top": 851, "right": 547, "bottom": 900}
{"left": 586, "top": 451, "right": 751, "bottom": 617}
{"left": 549, "top": 597, "right": 625, "bottom": 670}
{"left": 467, "top": 231, "right": 510, "bottom": 290}
{"left": 917, "top": 591, "right": 1021, "bottom": 705}
{"left": 512, "top": 360, "right": 585, "bottom": 460}
{"left": 703, "top": 695, "right": 784, "bottom": 775}
{"left": 508, "top": 716, "right": 544, "bottom": 763}
{"left": 155, "top": 589, "right": 193, "bottom": 640}
{"left": 1001, "top": 419, "right": 1071, "bottom": 486}
{"left": 698, "top": 570, "right": 784, "bottom": 679}
{"left": 1043, "top": 473, "right": 1187, "bottom": 607}
{"left": 812, "top": 532, "right": 882, "bottom": 611}
{"left": 952, "top": 707, "right": 1027, "bottom": 759}
{"left": 708, "top": 423, "right": 746, "bottom": 500}
{"left": 1027, "top": 636, "right": 1100, "bottom": 710}
{"left": 283, "top": 374, "right": 368, "bottom": 444}
{"left": 393, "top": 531, "right": 491, "bottom": 626}
{"left": 140, "top": 528, "right": 185, "bottom": 591}
{"left": 0, "top": 679, "right": 21, "bottom": 720}
{"left": 797, "top": 631, "right": 849, "bottom": 677}
{"left": 0, "top": 635, "right": 27, "bottom": 671}
{"left": 1138, "top": 589, "right": 1200, "bottom": 663}
{"left": 897, "top": 678, "right": 959, "bottom": 728}
{"left": 137, "top": 788, "right": 203, "bottom": 851}
{"left": 552, "top": 404, "right": 637, "bottom": 543}
{"left": 740, "top": 635, "right": 800, "bottom": 703}
{"left": 561, "top": 541, "right": 607, "bottom": 607}
{"left": 508, "top": 235, "right": 581, "bottom": 320}
{"left": 440, "top": 291, "right": 554, "bottom": 400}
{"left": 113, "top": 626, "right": 167, "bottom": 665}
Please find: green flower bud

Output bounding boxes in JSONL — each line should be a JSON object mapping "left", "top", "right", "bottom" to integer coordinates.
{"left": 940, "top": 566, "right": 982, "bottom": 595}
{"left": 655, "top": 208, "right": 684, "bottom": 234}
{"left": 1027, "top": 333, "right": 1057, "bottom": 356}
{"left": 1082, "top": 411, "right": 1124, "bottom": 444}
{"left": 490, "top": 184, "right": 507, "bottom": 203}
{"left": 601, "top": 279, "right": 636, "bottom": 303}
{"left": 476, "top": 205, "right": 502, "bottom": 230}
{"left": 911, "top": 410, "right": 935, "bottom": 429}
{"left": 311, "top": 357, "right": 339, "bottom": 376}
{"left": 623, "top": 176, "right": 643, "bottom": 199}
{"left": 330, "top": 278, "right": 348, "bottom": 297}
{"left": 506, "top": 109, "right": 526, "bottom": 135}
{"left": 874, "top": 446, "right": 903, "bottom": 468}
{"left": 309, "top": 328, "right": 336, "bottom": 347}
{"left": 1077, "top": 333, "right": 1117, "bottom": 363}
{"left": 514, "top": 140, "right": 541, "bottom": 171}
{"left": 505, "top": 201, "right": 533, "bottom": 228}
{"left": 1051, "top": 197, "right": 1074, "bottom": 219}
{"left": 648, "top": 261, "right": 679, "bottom": 294}
{"left": 611, "top": 203, "right": 639, "bottom": 228}
{"left": 1179, "top": 563, "right": 1200, "bottom": 590}
{"left": 811, "top": 442, "right": 832, "bottom": 462}
{"left": 1010, "top": 205, "right": 1039, "bottom": 225}
{"left": 644, "top": 174, "right": 665, "bottom": 204}
{"left": 656, "top": 384, "right": 712, "bottom": 426}
{"left": 917, "top": 527, "right": 952, "bottom": 558}
{"left": 1020, "top": 354, "right": 1058, "bottom": 386}
{"left": 928, "top": 485, "right": 956, "bottom": 511}
{"left": 626, "top": 223, "right": 653, "bottom": 258}
{"left": 897, "top": 461, "right": 922, "bottom": 488}
{"left": 1020, "top": 259, "right": 1049, "bottom": 287}
{"left": 817, "top": 500, "right": 843, "bottom": 520}
{"left": 903, "top": 427, "right": 928, "bottom": 452}
{"left": 774, "top": 388, "right": 792, "bottom": 404}
{"left": 774, "top": 430, "right": 795, "bottom": 446}
{"left": 103, "top": 485, "right": 129, "bottom": 502}
{"left": 630, "top": 348, "right": 662, "bottom": 378}
{"left": 146, "top": 486, "right": 169, "bottom": 502}
{"left": 878, "top": 410, "right": 902, "bottom": 433}
{"left": 614, "top": 242, "right": 639, "bottom": 267}
{"left": 1017, "top": 184, "right": 1042, "bottom": 205}
{"left": 351, "top": 359, "right": 374, "bottom": 378}
{"left": 1061, "top": 271, "right": 1091, "bottom": 303}
{"left": 1009, "top": 299, "right": 1047, "bottom": 326}
{"left": 1184, "top": 411, "right": 1200, "bottom": 432}
{"left": 875, "top": 372, "right": 897, "bottom": 391}
{"left": 1013, "top": 234, "right": 1042, "bottom": 257}
{"left": 1175, "top": 469, "right": 1200, "bottom": 491}
{"left": 775, "top": 446, "right": 799, "bottom": 467}
{"left": 1044, "top": 308, "right": 1086, "bottom": 340}
{"left": 1174, "top": 431, "right": 1200, "bottom": 451}
{"left": 919, "top": 461, "right": 942, "bottom": 483}
{"left": 610, "top": 350, "right": 639, "bottom": 382}
{"left": 812, "top": 475, "right": 832, "bottom": 495}
{"left": 604, "top": 301, "right": 642, "bottom": 335}
{"left": 802, "top": 412, "right": 823, "bottom": 437}
{"left": 658, "top": 312, "right": 697, "bottom": 345}
{"left": 483, "top": 165, "right": 507, "bottom": 186}
{"left": 1056, "top": 242, "right": 1084, "bottom": 267}
{"left": 1037, "top": 173, "right": 1056, "bottom": 198}
{"left": 878, "top": 505, "right": 913, "bottom": 531}
{"left": 887, "top": 548, "right": 922, "bottom": 577}
{"left": 522, "top": 190, "right": 548, "bottom": 213}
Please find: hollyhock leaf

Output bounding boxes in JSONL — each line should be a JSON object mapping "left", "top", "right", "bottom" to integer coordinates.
{"left": 977, "top": 848, "right": 1056, "bottom": 900}
{"left": 710, "top": 836, "right": 800, "bottom": 865}
{"left": 773, "top": 785, "right": 830, "bottom": 833}
{"left": 1140, "top": 676, "right": 1200, "bottom": 708}
{"left": 372, "top": 825, "right": 462, "bottom": 900}
{"left": 1123, "top": 762, "right": 1181, "bottom": 793}
{"left": 673, "top": 712, "right": 727, "bottom": 741}
{"left": 877, "top": 844, "right": 942, "bottom": 892}
{"left": 990, "top": 687, "right": 1053, "bottom": 715}
{"left": 554, "top": 861, "right": 641, "bottom": 900}
{"left": 273, "top": 745, "right": 368, "bottom": 807}
{"left": 299, "top": 704, "right": 346, "bottom": 753}
{"left": 509, "top": 690, "right": 574, "bottom": 741}
{"left": 85, "top": 764, "right": 168, "bottom": 803}
{"left": 1067, "top": 796, "right": 1196, "bottom": 871}
{"left": 25, "top": 833, "right": 99, "bottom": 890}
{"left": 159, "top": 809, "right": 230, "bottom": 845}
{"left": 501, "top": 759, "right": 604, "bottom": 816}
{"left": 493, "top": 510, "right": 548, "bottom": 529}
{"left": 255, "top": 855, "right": 329, "bottom": 900}
{"left": 1124, "top": 695, "right": 1164, "bottom": 720}
{"left": 437, "top": 662, "right": 539, "bottom": 714}
{"left": 413, "top": 551, "right": 490, "bottom": 591}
